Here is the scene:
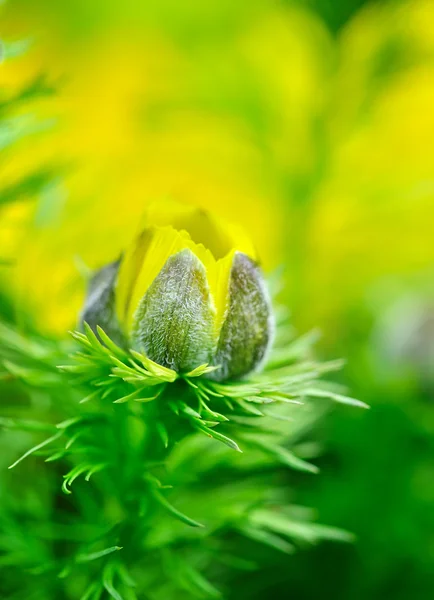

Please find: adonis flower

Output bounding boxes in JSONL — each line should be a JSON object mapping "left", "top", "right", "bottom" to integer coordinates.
{"left": 81, "top": 202, "right": 274, "bottom": 381}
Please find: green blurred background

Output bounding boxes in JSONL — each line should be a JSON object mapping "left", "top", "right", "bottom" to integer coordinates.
{"left": 1, "top": 0, "right": 434, "bottom": 598}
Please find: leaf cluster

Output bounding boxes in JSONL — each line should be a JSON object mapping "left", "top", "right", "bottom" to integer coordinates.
{"left": 0, "top": 311, "right": 365, "bottom": 600}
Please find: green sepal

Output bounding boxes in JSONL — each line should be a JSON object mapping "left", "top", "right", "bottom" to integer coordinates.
{"left": 131, "top": 249, "right": 216, "bottom": 373}
{"left": 209, "top": 252, "right": 273, "bottom": 381}
{"left": 80, "top": 261, "right": 125, "bottom": 347}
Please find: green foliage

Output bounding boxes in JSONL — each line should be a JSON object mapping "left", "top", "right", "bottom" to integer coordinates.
{"left": 0, "top": 307, "right": 363, "bottom": 599}
{"left": 0, "top": 69, "right": 57, "bottom": 207}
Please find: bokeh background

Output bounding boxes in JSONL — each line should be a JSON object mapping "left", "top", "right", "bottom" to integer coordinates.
{"left": 1, "top": 0, "right": 434, "bottom": 598}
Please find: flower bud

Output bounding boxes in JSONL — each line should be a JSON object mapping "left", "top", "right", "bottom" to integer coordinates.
{"left": 81, "top": 202, "right": 274, "bottom": 381}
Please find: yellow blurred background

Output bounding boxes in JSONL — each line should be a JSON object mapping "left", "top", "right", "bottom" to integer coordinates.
{"left": 3, "top": 0, "right": 432, "bottom": 338}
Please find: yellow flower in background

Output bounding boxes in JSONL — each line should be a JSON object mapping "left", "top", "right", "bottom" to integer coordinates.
{"left": 81, "top": 202, "right": 273, "bottom": 380}
{"left": 0, "top": 0, "right": 325, "bottom": 335}
{"left": 1, "top": 0, "right": 434, "bottom": 344}
{"left": 301, "top": 0, "right": 434, "bottom": 338}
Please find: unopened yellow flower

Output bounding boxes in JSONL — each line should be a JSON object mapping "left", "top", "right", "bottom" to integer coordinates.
{"left": 81, "top": 202, "right": 274, "bottom": 381}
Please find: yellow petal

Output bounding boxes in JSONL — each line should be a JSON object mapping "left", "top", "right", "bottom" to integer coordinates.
{"left": 115, "top": 228, "right": 153, "bottom": 324}
{"left": 116, "top": 201, "right": 257, "bottom": 339}
{"left": 145, "top": 200, "right": 256, "bottom": 260}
